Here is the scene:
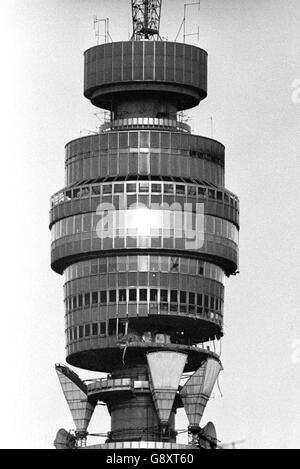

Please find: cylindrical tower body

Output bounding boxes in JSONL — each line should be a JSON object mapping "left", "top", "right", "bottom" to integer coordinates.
{"left": 51, "top": 35, "right": 239, "bottom": 449}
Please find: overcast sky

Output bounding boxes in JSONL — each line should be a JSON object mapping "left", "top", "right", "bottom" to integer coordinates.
{"left": 0, "top": 0, "right": 299, "bottom": 449}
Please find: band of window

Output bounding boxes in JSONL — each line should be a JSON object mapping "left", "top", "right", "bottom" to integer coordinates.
{"left": 64, "top": 256, "right": 225, "bottom": 284}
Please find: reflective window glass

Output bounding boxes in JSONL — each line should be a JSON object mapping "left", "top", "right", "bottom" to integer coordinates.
{"left": 100, "top": 291, "right": 107, "bottom": 304}
{"left": 118, "top": 256, "right": 127, "bottom": 272}
{"left": 151, "top": 183, "right": 161, "bottom": 193}
{"left": 119, "top": 289, "right": 127, "bottom": 302}
{"left": 171, "top": 290, "right": 178, "bottom": 303}
{"left": 109, "top": 290, "right": 116, "bottom": 303}
{"left": 92, "top": 292, "right": 98, "bottom": 305}
{"left": 139, "top": 289, "right": 147, "bottom": 301}
{"left": 164, "top": 184, "right": 174, "bottom": 194}
{"left": 150, "top": 256, "right": 159, "bottom": 271}
{"left": 103, "top": 185, "right": 112, "bottom": 195}
{"left": 138, "top": 256, "right": 149, "bottom": 271}
{"left": 150, "top": 289, "right": 158, "bottom": 301}
{"left": 84, "top": 293, "right": 90, "bottom": 306}
{"left": 139, "top": 183, "right": 149, "bottom": 193}
{"left": 108, "top": 257, "right": 117, "bottom": 272}
{"left": 99, "top": 258, "right": 107, "bottom": 273}
{"left": 161, "top": 290, "right": 168, "bottom": 302}
{"left": 180, "top": 291, "right": 187, "bottom": 303}
{"left": 75, "top": 215, "right": 82, "bottom": 234}
{"left": 114, "top": 184, "right": 124, "bottom": 193}
{"left": 127, "top": 183, "right": 136, "bottom": 193}
{"left": 129, "top": 289, "right": 137, "bottom": 301}
{"left": 128, "top": 256, "right": 138, "bottom": 271}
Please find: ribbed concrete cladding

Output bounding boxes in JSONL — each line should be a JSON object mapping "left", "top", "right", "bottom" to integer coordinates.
{"left": 64, "top": 132, "right": 224, "bottom": 187}
{"left": 84, "top": 41, "right": 207, "bottom": 110}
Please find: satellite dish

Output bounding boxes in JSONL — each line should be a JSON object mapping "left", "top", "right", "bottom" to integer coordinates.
{"left": 200, "top": 422, "right": 218, "bottom": 449}
{"left": 54, "top": 429, "right": 76, "bottom": 450}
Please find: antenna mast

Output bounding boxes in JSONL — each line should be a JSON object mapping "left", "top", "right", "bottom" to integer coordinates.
{"left": 131, "top": 0, "right": 162, "bottom": 40}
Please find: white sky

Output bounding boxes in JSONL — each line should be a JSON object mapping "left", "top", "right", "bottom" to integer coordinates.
{"left": 0, "top": 0, "right": 299, "bottom": 449}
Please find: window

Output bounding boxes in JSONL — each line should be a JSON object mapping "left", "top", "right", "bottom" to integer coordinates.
{"left": 181, "top": 258, "right": 189, "bottom": 274}
{"left": 99, "top": 258, "right": 107, "bottom": 273}
{"left": 204, "top": 295, "right": 209, "bottom": 308}
{"left": 92, "top": 292, "right": 98, "bottom": 305}
{"left": 128, "top": 256, "right": 138, "bottom": 271}
{"left": 198, "top": 187, "right": 206, "bottom": 198}
{"left": 189, "top": 292, "right": 195, "bottom": 305}
{"left": 100, "top": 291, "right": 107, "bottom": 304}
{"left": 164, "top": 184, "right": 174, "bottom": 194}
{"left": 197, "top": 294, "right": 203, "bottom": 305}
{"left": 224, "top": 193, "right": 229, "bottom": 203}
{"left": 78, "top": 294, "right": 83, "bottom": 308}
{"left": 129, "top": 289, "right": 137, "bottom": 302}
{"left": 161, "top": 290, "right": 168, "bottom": 302}
{"left": 188, "top": 186, "right": 196, "bottom": 196}
{"left": 189, "top": 259, "right": 197, "bottom": 275}
{"left": 139, "top": 183, "right": 149, "bottom": 193}
{"left": 119, "top": 289, "right": 127, "bottom": 302}
{"left": 109, "top": 290, "right": 116, "bottom": 303}
{"left": 139, "top": 289, "right": 148, "bottom": 301}
{"left": 150, "top": 289, "right": 158, "bottom": 301}
{"left": 206, "top": 216, "right": 214, "bottom": 234}
{"left": 118, "top": 256, "right": 127, "bottom": 272}
{"left": 114, "top": 184, "right": 124, "bottom": 193}
{"left": 108, "top": 257, "right": 117, "bottom": 272}
{"left": 72, "top": 296, "right": 77, "bottom": 309}
{"left": 84, "top": 293, "right": 90, "bottom": 307}
{"left": 92, "top": 323, "right": 98, "bottom": 336}
{"left": 151, "top": 183, "right": 161, "bottom": 193}
{"left": 82, "top": 187, "right": 90, "bottom": 198}
{"left": 75, "top": 215, "right": 82, "bottom": 234}
{"left": 103, "top": 184, "right": 112, "bottom": 195}
{"left": 215, "top": 218, "right": 222, "bottom": 236}
{"left": 69, "top": 329, "right": 73, "bottom": 341}
{"left": 176, "top": 185, "right": 185, "bottom": 196}
{"left": 160, "top": 256, "right": 169, "bottom": 272}
{"left": 85, "top": 324, "right": 91, "bottom": 337}
{"left": 79, "top": 326, "right": 84, "bottom": 339}
{"left": 198, "top": 262, "right": 204, "bottom": 276}
{"left": 138, "top": 256, "right": 149, "bottom": 272}
{"left": 108, "top": 319, "right": 116, "bottom": 336}
{"left": 150, "top": 256, "right": 159, "bottom": 271}
{"left": 92, "top": 185, "right": 101, "bottom": 196}
{"left": 127, "top": 183, "right": 136, "bottom": 193}
{"left": 171, "top": 290, "right": 178, "bottom": 303}
{"left": 217, "top": 191, "right": 223, "bottom": 201}
{"left": 100, "top": 322, "right": 106, "bottom": 335}
{"left": 83, "top": 214, "right": 91, "bottom": 232}
{"left": 208, "top": 189, "right": 215, "bottom": 200}
{"left": 74, "top": 328, "right": 78, "bottom": 340}
{"left": 180, "top": 291, "right": 187, "bottom": 303}
{"left": 170, "top": 257, "right": 179, "bottom": 272}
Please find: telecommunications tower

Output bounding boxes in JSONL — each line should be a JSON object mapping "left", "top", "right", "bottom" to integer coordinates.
{"left": 51, "top": 0, "right": 239, "bottom": 450}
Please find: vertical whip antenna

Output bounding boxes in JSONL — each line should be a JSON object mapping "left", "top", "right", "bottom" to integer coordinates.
{"left": 131, "top": 0, "right": 162, "bottom": 40}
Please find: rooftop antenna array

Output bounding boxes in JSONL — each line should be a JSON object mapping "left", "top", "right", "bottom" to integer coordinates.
{"left": 175, "top": 1, "right": 200, "bottom": 43}
{"left": 131, "top": 0, "right": 162, "bottom": 40}
{"left": 93, "top": 16, "right": 113, "bottom": 45}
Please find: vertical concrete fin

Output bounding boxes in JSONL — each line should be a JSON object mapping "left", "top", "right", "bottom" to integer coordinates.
{"left": 147, "top": 351, "right": 187, "bottom": 425}
{"left": 180, "top": 358, "right": 222, "bottom": 427}
{"left": 55, "top": 364, "right": 95, "bottom": 433}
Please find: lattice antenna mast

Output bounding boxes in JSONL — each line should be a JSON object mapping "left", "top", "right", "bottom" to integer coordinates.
{"left": 131, "top": 0, "right": 162, "bottom": 40}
